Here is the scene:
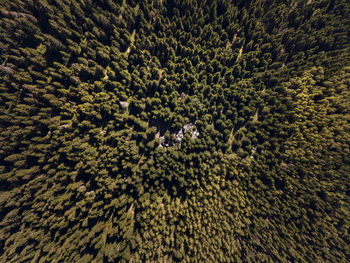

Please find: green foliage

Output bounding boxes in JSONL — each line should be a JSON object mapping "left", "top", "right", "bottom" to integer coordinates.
{"left": 0, "top": 0, "right": 349, "bottom": 262}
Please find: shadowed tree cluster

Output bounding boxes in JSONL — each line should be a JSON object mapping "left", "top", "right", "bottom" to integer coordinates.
{"left": 0, "top": 0, "right": 349, "bottom": 262}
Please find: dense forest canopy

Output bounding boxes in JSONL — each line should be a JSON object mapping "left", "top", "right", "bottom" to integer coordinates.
{"left": 0, "top": 0, "right": 349, "bottom": 262}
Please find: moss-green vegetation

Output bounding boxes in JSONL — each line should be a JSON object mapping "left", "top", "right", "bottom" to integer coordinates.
{"left": 0, "top": 0, "right": 349, "bottom": 262}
